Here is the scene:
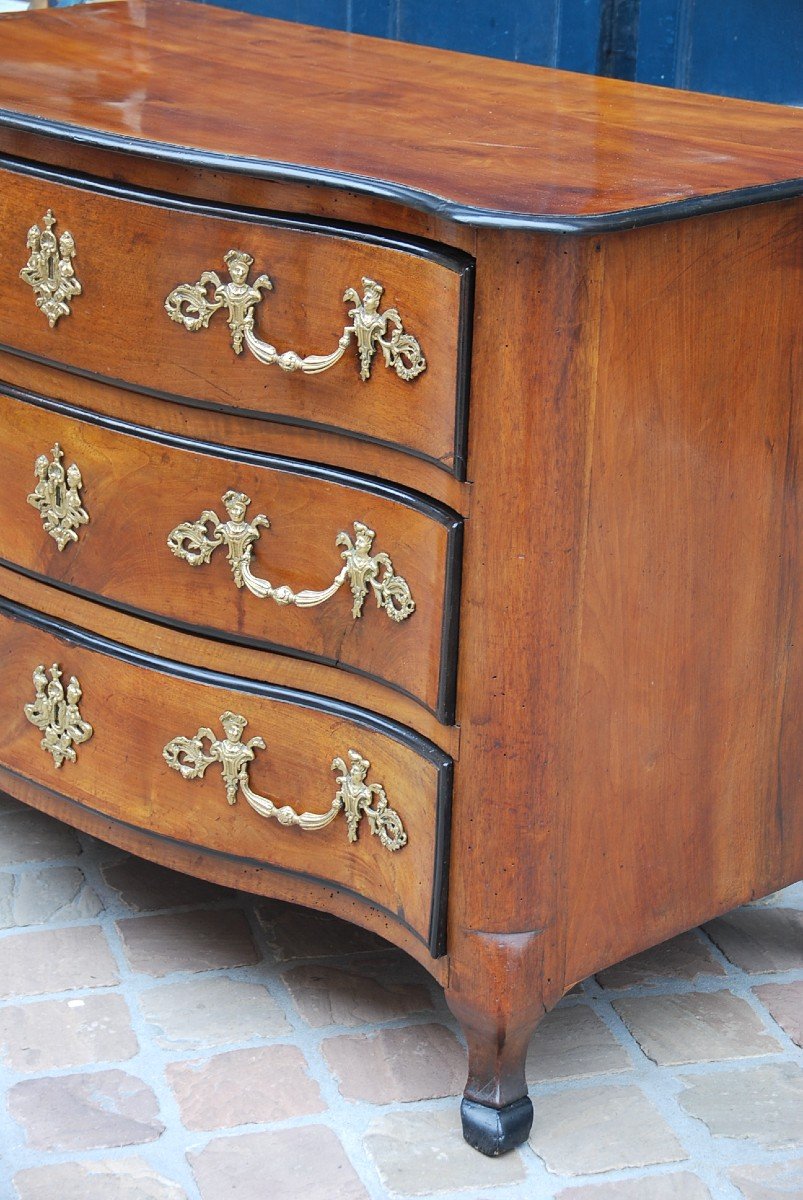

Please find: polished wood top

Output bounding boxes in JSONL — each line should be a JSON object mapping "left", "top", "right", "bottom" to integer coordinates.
{"left": 0, "top": 0, "right": 800, "bottom": 230}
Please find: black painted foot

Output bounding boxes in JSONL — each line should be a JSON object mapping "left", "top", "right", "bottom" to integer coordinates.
{"left": 460, "top": 1095, "right": 534, "bottom": 1156}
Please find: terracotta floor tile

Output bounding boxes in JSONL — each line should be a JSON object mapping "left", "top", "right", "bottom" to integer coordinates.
{"left": 322, "top": 1022, "right": 465, "bottom": 1103}
{"left": 189, "top": 1126, "right": 369, "bottom": 1200}
{"left": 116, "top": 909, "right": 260, "bottom": 976}
{"left": 166, "top": 1044, "right": 325, "bottom": 1129}
{"left": 8, "top": 1069, "right": 164, "bottom": 1152}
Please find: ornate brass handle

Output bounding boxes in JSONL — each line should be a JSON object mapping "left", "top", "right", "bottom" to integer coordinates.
{"left": 27, "top": 443, "right": 89, "bottom": 550}
{"left": 20, "top": 210, "right": 82, "bottom": 327}
{"left": 167, "top": 491, "right": 415, "bottom": 623}
{"left": 165, "top": 252, "right": 426, "bottom": 382}
{"left": 163, "top": 711, "right": 407, "bottom": 852}
{"left": 24, "top": 662, "right": 93, "bottom": 767}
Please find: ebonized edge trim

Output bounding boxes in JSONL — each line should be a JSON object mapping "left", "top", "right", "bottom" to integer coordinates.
{"left": 4, "top": 381, "right": 460, "bottom": 522}
{"left": 0, "top": 594, "right": 452, "bottom": 957}
{"left": 0, "top": 340, "right": 461, "bottom": 479}
{"left": 0, "top": 111, "right": 800, "bottom": 234}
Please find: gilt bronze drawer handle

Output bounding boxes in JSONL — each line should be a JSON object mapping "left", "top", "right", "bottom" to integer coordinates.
{"left": 24, "top": 662, "right": 93, "bottom": 768}
{"left": 163, "top": 711, "right": 408, "bottom": 851}
{"left": 167, "top": 490, "right": 415, "bottom": 623}
{"left": 165, "top": 252, "right": 426, "bottom": 382}
{"left": 27, "top": 443, "right": 89, "bottom": 550}
{"left": 20, "top": 210, "right": 82, "bottom": 327}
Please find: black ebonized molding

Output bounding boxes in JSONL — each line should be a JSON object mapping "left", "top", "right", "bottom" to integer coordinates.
{"left": 453, "top": 263, "right": 475, "bottom": 481}
{"left": 0, "top": 152, "right": 474, "bottom": 481}
{"left": 0, "top": 339, "right": 459, "bottom": 477}
{"left": 429, "top": 756, "right": 452, "bottom": 956}
{"left": 1, "top": 381, "right": 463, "bottom": 723}
{"left": 3, "top": 380, "right": 460, "bottom": 521}
{"left": 0, "top": 594, "right": 453, "bottom": 956}
{"left": 0, "top": 595, "right": 451, "bottom": 754}
{"left": 0, "top": 151, "right": 473, "bottom": 269}
{"left": 0, "top": 555, "right": 455, "bottom": 723}
{"left": 1, "top": 112, "right": 800, "bottom": 234}
{"left": 436, "top": 517, "right": 463, "bottom": 725}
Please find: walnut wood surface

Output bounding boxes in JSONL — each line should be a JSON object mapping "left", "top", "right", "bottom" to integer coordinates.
{"left": 0, "top": 164, "right": 468, "bottom": 473}
{"left": 0, "top": 604, "right": 447, "bottom": 952}
{"left": 0, "top": 0, "right": 800, "bottom": 226}
{"left": 1, "top": 391, "right": 456, "bottom": 717}
{"left": 0, "top": 352, "right": 469, "bottom": 512}
{"left": 444, "top": 225, "right": 605, "bottom": 1108}
{"left": 0, "top": 565, "right": 460, "bottom": 755}
{"left": 0, "top": 130, "right": 478, "bottom": 250}
{"left": 0, "top": 761, "right": 449, "bottom": 980}
{"left": 562, "top": 201, "right": 803, "bottom": 982}
{"left": 442, "top": 199, "right": 803, "bottom": 1117}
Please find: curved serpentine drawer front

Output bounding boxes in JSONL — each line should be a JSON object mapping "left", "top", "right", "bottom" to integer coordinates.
{"left": 0, "top": 599, "right": 451, "bottom": 955}
{"left": 0, "top": 161, "right": 473, "bottom": 477}
{"left": 0, "top": 389, "right": 461, "bottom": 720}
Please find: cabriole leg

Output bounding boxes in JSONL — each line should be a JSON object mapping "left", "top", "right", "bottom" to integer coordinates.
{"left": 445, "top": 986, "right": 545, "bottom": 1156}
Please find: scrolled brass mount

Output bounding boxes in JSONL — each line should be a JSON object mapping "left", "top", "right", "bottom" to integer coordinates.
{"left": 163, "top": 711, "right": 407, "bottom": 851}
{"left": 167, "top": 490, "right": 415, "bottom": 623}
{"left": 24, "top": 662, "right": 93, "bottom": 768}
{"left": 20, "top": 210, "right": 82, "bottom": 326}
{"left": 165, "top": 252, "right": 426, "bottom": 382}
{"left": 27, "top": 443, "right": 89, "bottom": 551}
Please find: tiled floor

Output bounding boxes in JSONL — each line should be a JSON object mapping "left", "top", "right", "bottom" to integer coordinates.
{"left": 0, "top": 793, "right": 801, "bottom": 1200}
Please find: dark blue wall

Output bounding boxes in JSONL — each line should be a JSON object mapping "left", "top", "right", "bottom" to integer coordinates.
{"left": 54, "top": 0, "right": 802, "bottom": 105}
{"left": 194, "top": 0, "right": 604, "bottom": 75}
{"left": 636, "top": 0, "right": 802, "bottom": 104}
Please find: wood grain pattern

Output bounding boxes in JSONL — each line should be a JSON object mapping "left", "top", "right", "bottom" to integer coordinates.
{"left": 0, "top": 563, "right": 460, "bottom": 754}
{"left": 444, "top": 226, "right": 604, "bottom": 1114}
{"left": 443, "top": 199, "right": 803, "bottom": 1134}
{"left": 0, "top": 130, "right": 479, "bottom": 250}
{"left": 0, "top": 164, "right": 469, "bottom": 474}
{"left": 0, "top": 601, "right": 449, "bottom": 952}
{"left": 0, "top": 351, "right": 470, "bottom": 513}
{"left": 0, "top": 0, "right": 800, "bottom": 226}
{"left": 0, "top": 390, "right": 459, "bottom": 718}
{"left": 562, "top": 200, "right": 803, "bottom": 982}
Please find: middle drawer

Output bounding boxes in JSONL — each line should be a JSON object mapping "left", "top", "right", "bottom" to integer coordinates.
{"left": 1, "top": 388, "right": 462, "bottom": 720}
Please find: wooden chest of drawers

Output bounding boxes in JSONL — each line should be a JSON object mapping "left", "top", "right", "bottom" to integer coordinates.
{"left": 0, "top": 0, "right": 801, "bottom": 1155}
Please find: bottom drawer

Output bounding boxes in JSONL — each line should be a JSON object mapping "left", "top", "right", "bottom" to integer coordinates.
{"left": 0, "top": 597, "right": 451, "bottom": 955}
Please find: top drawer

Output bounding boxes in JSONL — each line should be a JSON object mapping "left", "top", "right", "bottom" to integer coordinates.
{"left": 0, "top": 161, "right": 473, "bottom": 477}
